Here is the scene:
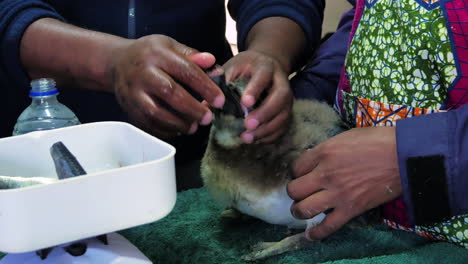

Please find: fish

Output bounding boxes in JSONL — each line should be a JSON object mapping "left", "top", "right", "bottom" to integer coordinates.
{"left": 50, "top": 141, "right": 87, "bottom": 179}
{"left": 0, "top": 141, "right": 85, "bottom": 190}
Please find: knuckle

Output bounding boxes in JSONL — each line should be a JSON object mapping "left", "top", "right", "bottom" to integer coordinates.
{"left": 139, "top": 47, "right": 153, "bottom": 59}
{"left": 318, "top": 142, "right": 335, "bottom": 160}
{"left": 316, "top": 169, "right": 329, "bottom": 183}
{"left": 145, "top": 105, "right": 160, "bottom": 119}
{"left": 158, "top": 81, "right": 175, "bottom": 97}
{"left": 145, "top": 35, "right": 166, "bottom": 46}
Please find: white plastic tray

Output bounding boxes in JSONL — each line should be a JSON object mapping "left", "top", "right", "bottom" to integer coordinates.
{"left": 0, "top": 122, "right": 176, "bottom": 253}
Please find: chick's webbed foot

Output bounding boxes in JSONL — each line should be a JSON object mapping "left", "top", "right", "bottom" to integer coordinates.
{"left": 241, "top": 232, "right": 317, "bottom": 261}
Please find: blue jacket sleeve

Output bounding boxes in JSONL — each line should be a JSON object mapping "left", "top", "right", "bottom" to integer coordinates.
{"left": 227, "top": 0, "right": 325, "bottom": 54}
{"left": 0, "top": 0, "right": 63, "bottom": 89}
{"left": 396, "top": 103, "right": 468, "bottom": 225}
{"left": 290, "top": 7, "right": 354, "bottom": 103}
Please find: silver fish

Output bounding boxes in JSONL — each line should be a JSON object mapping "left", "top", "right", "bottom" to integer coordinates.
{"left": 0, "top": 141, "right": 86, "bottom": 189}
{"left": 50, "top": 141, "right": 86, "bottom": 179}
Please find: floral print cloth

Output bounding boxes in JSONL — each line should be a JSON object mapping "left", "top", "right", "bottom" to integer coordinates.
{"left": 337, "top": 0, "right": 468, "bottom": 247}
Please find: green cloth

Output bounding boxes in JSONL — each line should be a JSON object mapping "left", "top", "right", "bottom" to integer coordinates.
{"left": 2, "top": 188, "right": 468, "bottom": 263}
{"left": 121, "top": 188, "right": 468, "bottom": 264}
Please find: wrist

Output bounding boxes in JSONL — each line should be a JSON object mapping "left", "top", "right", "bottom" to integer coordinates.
{"left": 245, "top": 17, "right": 306, "bottom": 73}
{"left": 20, "top": 18, "right": 133, "bottom": 93}
{"left": 246, "top": 46, "right": 292, "bottom": 73}
{"left": 94, "top": 37, "right": 133, "bottom": 93}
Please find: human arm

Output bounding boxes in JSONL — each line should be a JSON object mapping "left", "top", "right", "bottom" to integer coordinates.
{"left": 0, "top": 0, "right": 63, "bottom": 89}
{"left": 291, "top": 8, "right": 355, "bottom": 104}
{"left": 287, "top": 126, "right": 401, "bottom": 240}
{"left": 396, "top": 104, "right": 468, "bottom": 225}
{"left": 287, "top": 104, "right": 468, "bottom": 240}
{"left": 225, "top": 0, "right": 325, "bottom": 143}
{"left": 2, "top": 0, "right": 225, "bottom": 138}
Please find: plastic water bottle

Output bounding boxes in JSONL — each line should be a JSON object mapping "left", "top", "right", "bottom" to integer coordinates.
{"left": 12, "top": 78, "right": 80, "bottom": 136}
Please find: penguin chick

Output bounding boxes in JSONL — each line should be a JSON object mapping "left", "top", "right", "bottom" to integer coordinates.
{"left": 201, "top": 74, "right": 345, "bottom": 261}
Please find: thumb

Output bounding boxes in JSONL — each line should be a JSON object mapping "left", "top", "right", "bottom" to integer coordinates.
{"left": 172, "top": 41, "right": 215, "bottom": 68}
{"left": 187, "top": 52, "right": 216, "bottom": 69}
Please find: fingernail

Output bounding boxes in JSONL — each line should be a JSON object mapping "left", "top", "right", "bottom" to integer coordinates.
{"left": 243, "top": 95, "right": 255, "bottom": 107}
{"left": 200, "top": 111, "right": 213, "bottom": 125}
{"left": 188, "top": 122, "right": 198, "bottom": 134}
{"left": 245, "top": 118, "right": 259, "bottom": 130}
{"left": 208, "top": 65, "right": 224, "bottom": 76}
{"left": 198, "top": 52, "right": 211, "bottom": 58}
{"left": 291, "top": 207, "right": 298, "bottom": 217}
{"left": 241, "top": 132, "right": 254, "bottom": 144}
{"left": 213, "top": 96, "right": 225, "bottom": 108}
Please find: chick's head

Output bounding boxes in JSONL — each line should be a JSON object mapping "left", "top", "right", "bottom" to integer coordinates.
{"left": 209, "top": 74, "right": 251, "bottom": 149}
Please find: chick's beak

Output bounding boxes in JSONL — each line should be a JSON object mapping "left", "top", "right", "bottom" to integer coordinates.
{"left": 209, "top": 74, "right": 245, "bottom": 118}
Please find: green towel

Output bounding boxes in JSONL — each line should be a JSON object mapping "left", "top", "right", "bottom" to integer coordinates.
{"left": 2, "top": 188, "right": 468, "bottom": 263}
{"left": 121, "top": 188, "right": 468, "bottom": 264}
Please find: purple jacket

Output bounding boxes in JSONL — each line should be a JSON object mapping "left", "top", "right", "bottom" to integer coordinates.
{"left": 292, "top": 0, "right": 467, "bottom": 228}
{"left": 334, "top": 1, "right": 468, "bottom": 227}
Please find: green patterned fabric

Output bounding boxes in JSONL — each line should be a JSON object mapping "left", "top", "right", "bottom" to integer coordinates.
{"left": 343, "top": 0, "right": 468, "bottom": 249}
{"left": 418, "top": 215, "right": 468, "bottom": 248}
{"left": 346, "top": 0, "right": 456, "bottom": 109}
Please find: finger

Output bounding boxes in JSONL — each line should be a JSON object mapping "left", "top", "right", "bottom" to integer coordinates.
{"left": 200, "top": 100, "right": 210, "bottom": 108}
{"left": 305, "top": 209, "right": 351, "bottom": 241}
{"left": 116, "top": 83, "right": 186, "bottom": 137}
{"left": 292, "top": 147, "right": 321, "bottom": 178}
{"left": 223, "top": 61, "right": 252, "bottom": 82}
{"left": 207, "top": 65, "right": 225, "bottom": 77}
{"left": 171, "top": 40, "right": 199, "bottom": 56}
{"left": 241, "top": 65, "right": 273, "bottom": 108}
{"left": 137, "top": 91, "right": 193, "bottom": 134}
{"left": 245, "top": 109, "right": 290, "bottom": 143}
{"left": 128, "top": 101, "right": 180, "bottom": 139}
{"left": 187, "top": 52, "right": 216, "bottom": 69}
{"left": 144, "top": 68, "right": 213, "bottom": 126}
{"left": 256, "top": 128, "right": 285, "bottom": 144}
{"left": 289, "top": 190, "right": 334, "bottom": 220}
{"left": 244, "top": 74, "right": 291, "bottom": 131}
{"left": 287, "top": 169, "right": 324, "bottom": 201}
{"left": 158, "top": 51, "right": 224, "bottom": 108}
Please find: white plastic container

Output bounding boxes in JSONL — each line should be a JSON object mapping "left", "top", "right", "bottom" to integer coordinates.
{"left": 0, "top": 122, "right": 176, "bottom": 253}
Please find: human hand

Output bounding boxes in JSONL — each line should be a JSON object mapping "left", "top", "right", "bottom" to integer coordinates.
{"left": 222, "top": 50, "right": 293, "bottom": 143}
{"left": 287, "top": 127, "right": 402, "bottom": 240}
{"left": 110, "top": 35, "right": 225, "bottom": 138}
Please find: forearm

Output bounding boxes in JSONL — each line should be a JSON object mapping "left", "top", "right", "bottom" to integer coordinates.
{"left": 228, "top": 0, "right": 325, "bottom": 72}
{"left": 244, "top": 17, "right": 306, "bottom": 73}
{"left": 291, "top": 8, "right": 355, "bottom": 103}
{"left": 20, "top": 18, "right": 131, "bottom": 92}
